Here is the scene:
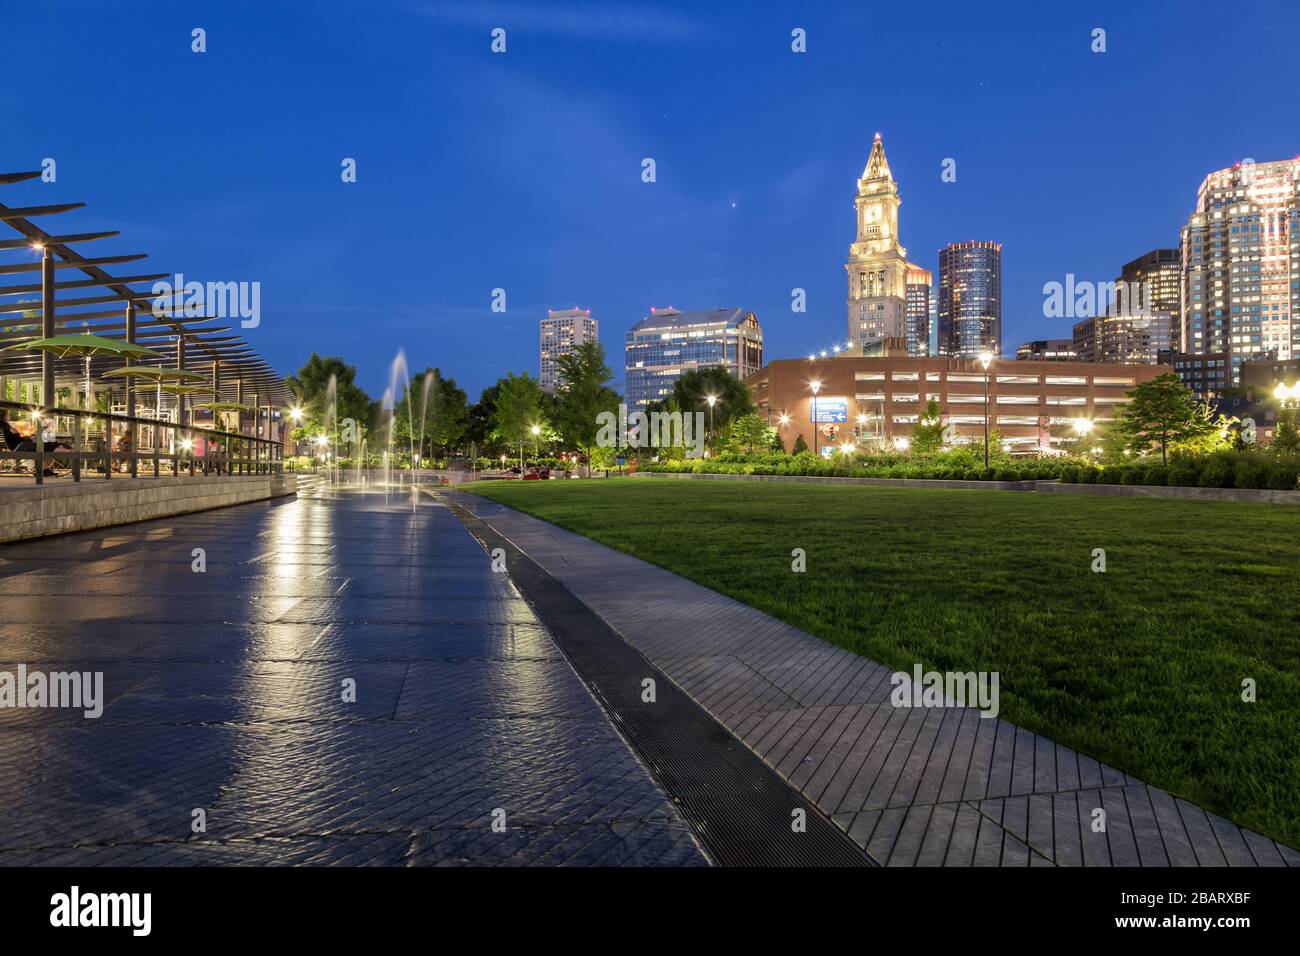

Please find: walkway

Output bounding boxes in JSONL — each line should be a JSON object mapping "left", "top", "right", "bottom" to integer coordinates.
{"left": 0, "top": 489, "right": 705, "bottom": 866}
{"left": 446, "top": 491, "right": 1300, "bottom": 868}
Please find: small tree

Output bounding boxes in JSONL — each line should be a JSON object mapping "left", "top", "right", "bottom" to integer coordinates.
{"left": 491, "top": 372, "right": 546, "bottom": 468}
{"left": 910, "top": 399, "right": 945, "bottom": 455}
{"left": 728, "top": 413, "right": 772, "bottom": 454}
{"left": 1273, "top": 409, "right": 1300, "bottom": 454}
{"left": 791, "top": 433, "right": 809, "bottom": 455}
{"left": 552, "top": 341, "right": 620, "bottom": 469}
{"left": 1115, "top": 373, "right": 1220, "bottom": 464}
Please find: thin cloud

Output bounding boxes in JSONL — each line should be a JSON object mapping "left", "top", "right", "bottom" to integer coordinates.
{"left": 408, "top": 1, "right": 705, "bottom": 42}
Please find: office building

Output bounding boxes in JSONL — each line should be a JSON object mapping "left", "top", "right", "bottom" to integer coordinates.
{"left": 624, "top": 307, "right": 763, "bottom": 408}
{"left": 1157, "top": 350, "right": 1231, "bottom": 398}
{"left": 905, "top": 264, "right": 932, "bottom": 357}
{"left": 1015, "top": 339, "right": 1077, "bottom": 361}
{"left": 1072, "top": 312, "right": 1172, "bottom": 365}
{"left": 1121, "top": 248, "right": 1182, "bottom": 350}
{"left": 937, "top": 241, "right": 1002, "bottom": 358}
{"left": 540, "top": 308, "right": 598, "bottom": 393}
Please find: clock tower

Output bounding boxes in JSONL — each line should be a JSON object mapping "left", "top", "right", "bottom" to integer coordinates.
{"left": 846, "top": 134, "right": 909, "bottom": 352}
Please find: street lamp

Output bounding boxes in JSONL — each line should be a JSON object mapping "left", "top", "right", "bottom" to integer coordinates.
{"left": 978, "top": 351, "right": 994, "bottom": 468}
{"left": 809, "top": 380, "right": 822, "bottom": 457}
{"left": 527, "top": 423, "right": 541, "bottom": 470}
{"left": 1274, "top": 382, "right": 1298, "bottom": 408}
{"left": 705, "top": 394, "right": 718, "bottom": 456}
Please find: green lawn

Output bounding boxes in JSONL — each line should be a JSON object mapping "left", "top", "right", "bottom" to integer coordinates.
{"left": 468, "top": 477, "right": 1300, "bottom": 849}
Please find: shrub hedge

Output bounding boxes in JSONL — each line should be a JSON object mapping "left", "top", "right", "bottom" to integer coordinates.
{"left": 636, "top": 449, "right": 1300, "bottom": 490}
{"left": 638, "top": 450, "right": 1067, "bottom": 482}
{"left": 1058, "top": 451, "right": 1300, "bottom": 491}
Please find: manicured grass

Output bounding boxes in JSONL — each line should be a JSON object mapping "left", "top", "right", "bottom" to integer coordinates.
{"left": 468, "top": 477, "right": 1300, "bottom": 849}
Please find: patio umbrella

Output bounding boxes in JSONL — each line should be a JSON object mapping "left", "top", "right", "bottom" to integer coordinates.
{"left": 195, "top": 401, "right": 250, "bottom": 433}
{"left": 104, "top": 366, "right": 208, "bottom": 422}
{"left": 2, "top": 332, "right": 162, "bottom": 409}
{"left": 130, "top": 382, "right": 211, "bottom": 424}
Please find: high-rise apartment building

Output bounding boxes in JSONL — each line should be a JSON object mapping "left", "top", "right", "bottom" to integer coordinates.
{"left": 1180, "top": 158, "right": 1300, "bottom": 384}
{"left": 905, "top": 264, "right": 932, "bottom": 357}
{"left": 937, "top": 241, "right": 1002, "bottom": 358}
{"left": 845, "top": 135, "right": 910, "bottom": 352}
{"left": 540, "top": 308, "right": 598, "bottom": 392}
{"left": 624, "top": 307, "right": 763, "bottom": 408}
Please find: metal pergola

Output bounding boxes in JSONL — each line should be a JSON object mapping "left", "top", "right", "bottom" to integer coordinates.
{"left": 0, "top": 169, "right": 291, "bottom": 437}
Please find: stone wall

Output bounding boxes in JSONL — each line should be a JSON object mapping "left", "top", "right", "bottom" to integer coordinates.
{"left": 0, "top": 475, "right": 296, "bottom": 543}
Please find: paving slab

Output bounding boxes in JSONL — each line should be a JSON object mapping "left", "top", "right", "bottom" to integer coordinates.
{"left": 0, "top": 490, "right": 706, "bottom": 866}
{"left": 448, "top": 490, "right": 1298, "bottom": 868}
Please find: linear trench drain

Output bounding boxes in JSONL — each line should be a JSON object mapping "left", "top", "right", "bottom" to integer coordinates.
{"left": 438, "top": 493, "right": 875, "bottom": 867}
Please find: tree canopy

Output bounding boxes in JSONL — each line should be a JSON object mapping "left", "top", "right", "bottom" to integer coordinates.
{"left": 286, "top": 353, "right": 375, "bottom": 448}
{"left": 551, "top": 341, "right": 620, "bottom": 464}
{"left": 1114, "top": 373, "right": 1221, "bottom": 464}
{"left": 491, "top": 372, "right": 546, "bottom": 455}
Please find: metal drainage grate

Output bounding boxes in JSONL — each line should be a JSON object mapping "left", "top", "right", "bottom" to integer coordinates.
{"left": 440, "top": 495, "right": 874, "bottom": 868}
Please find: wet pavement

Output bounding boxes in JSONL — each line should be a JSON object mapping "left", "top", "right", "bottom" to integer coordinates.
{"left": 0, "top": 489, "right": 706, "bottom": 866}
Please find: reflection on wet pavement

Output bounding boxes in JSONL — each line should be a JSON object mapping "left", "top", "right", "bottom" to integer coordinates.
{"left": 0, "top": 490, "right": 705, "bottom": 866}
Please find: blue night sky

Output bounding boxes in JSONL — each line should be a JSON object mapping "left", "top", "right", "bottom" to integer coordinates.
{"left": 4, "top": 0, "right": 1297, "bottom": 400}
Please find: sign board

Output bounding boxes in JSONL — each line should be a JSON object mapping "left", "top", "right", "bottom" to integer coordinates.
{"left": 811, "top": 397, "right": 848, "bottom": 423}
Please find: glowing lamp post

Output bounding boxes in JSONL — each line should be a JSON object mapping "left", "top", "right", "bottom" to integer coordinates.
{"left": 525, "top": 423, "right": 540, "bottom": 471}
{"left": 810, "top": 380, "right": 821, "bottom": 456}
{"left": 705, "top": 394, "right": 717, "bottom": 456}
{"left": 978, "top": 352, "right": 994, "bottom": 467}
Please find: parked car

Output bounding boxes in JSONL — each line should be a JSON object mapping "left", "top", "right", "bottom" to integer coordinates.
{"left": 521, "top": 465, "right": 551, "bottom": 480}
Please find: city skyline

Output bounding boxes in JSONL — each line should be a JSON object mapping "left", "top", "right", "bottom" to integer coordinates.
{"left": 4, "top": 0, "right": 1295, "bottom": 400}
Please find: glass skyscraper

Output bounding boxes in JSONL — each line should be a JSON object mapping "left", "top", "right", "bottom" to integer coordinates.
{"left": 624, "top": 307, "right": 763, "bottom": 408}
{"left": 937, "top": 241, "right": 1002, "bottom": 358}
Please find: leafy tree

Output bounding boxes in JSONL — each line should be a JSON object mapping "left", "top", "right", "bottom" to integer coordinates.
{"left": 1091, "top": 419, "right": 1131, "bottom": 464}
{"left": 727, "top": 413, "right": 773, "bottom": 454}
{"left": 491, "top": 372, "right": 546, "bottom": 466}
{"left": 393, "top": 368, "right": 469, "bottom": 460}
{"left": 286, "top": 354, "right": 375, "bottom": 451}
{"left": 552, "top": 341, "right": 620, "bottom": 467}
{"left": 663, "top": 367, "right": 754, "bottom": 446}
{"left": 466, "top": 382, "right": 501, "bottom": 453}
{"left": 910, "top": 399, "right": 946, "bottom": 455}
{"left": 1273, "top": 408, "right": 1300, "bottom": 454}
{"left": 1115, "top": 373, "right": 1221, "bottom": 465}
{"left": 791, "top": 433, "right": 809, "bottom": 455}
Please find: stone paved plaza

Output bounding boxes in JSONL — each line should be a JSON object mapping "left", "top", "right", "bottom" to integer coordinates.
{"left": 449, "top": 491, "right": 1300, "bottom": 868}
{"left": 0, "top": 489, "right": 704, "bottom": 866}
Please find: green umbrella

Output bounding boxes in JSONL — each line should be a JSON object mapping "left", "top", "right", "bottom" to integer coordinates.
{"left": 196, "top": 401, "right": 250, "bottom": 432}
{"left": 103, "top": 366, "right": 208, "bottom": 382}
{"left": 105, "top": 367, "right": 209, "bottom": 422}
{"left": 2, "top": 332, "right": 162, "bottom": 409}
{"left": 131, "top": 383, "right": 210, "bottom": 395}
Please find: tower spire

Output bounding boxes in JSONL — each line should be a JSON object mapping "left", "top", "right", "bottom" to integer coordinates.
{"left": 862, "top": 132, "right": 891, "bottom": 182}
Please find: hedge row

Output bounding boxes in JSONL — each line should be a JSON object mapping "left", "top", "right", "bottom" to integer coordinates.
{"left": 1059, "top": 452, "right": 1300, "bottom": 491}
{"left": 639, "top": 455, "right": 1068, "bottom": 483}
